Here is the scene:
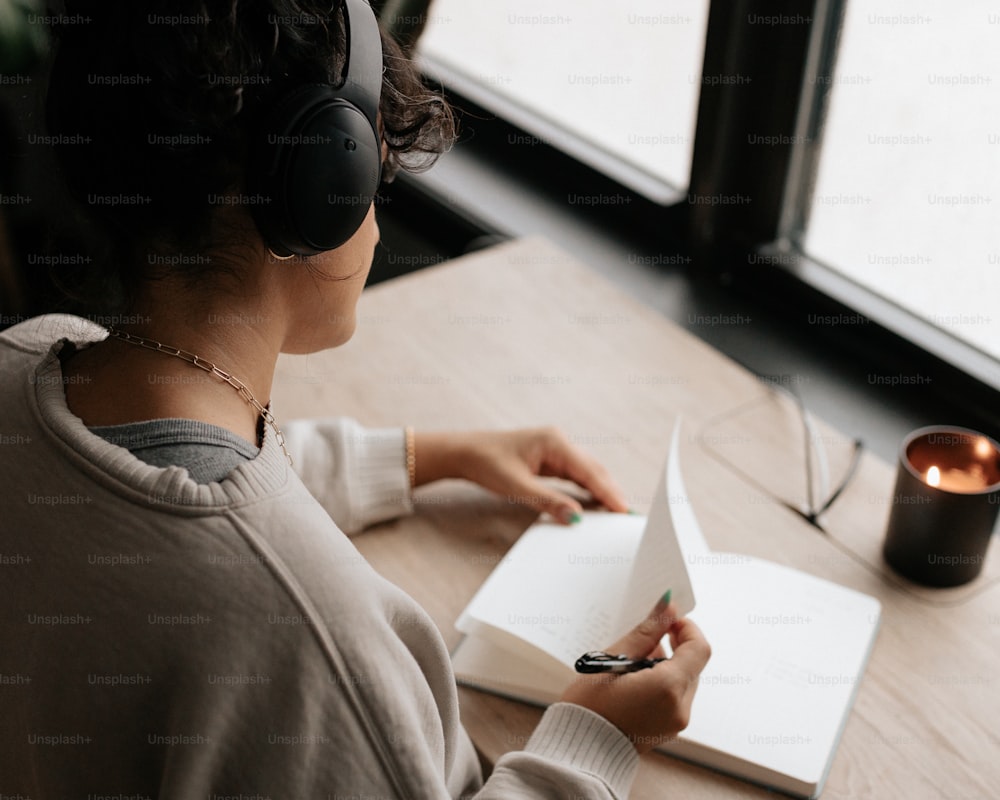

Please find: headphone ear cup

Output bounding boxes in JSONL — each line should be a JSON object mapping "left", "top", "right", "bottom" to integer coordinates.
{"left": 284, "top": 97, "right": 382, "bottom": 254}
{"left": 251, "top": 85, "right": 382, "bottom": 257}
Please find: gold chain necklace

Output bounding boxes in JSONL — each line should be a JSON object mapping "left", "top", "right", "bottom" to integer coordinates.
{"left": 104, "top": 327, "right": 293, "bottom": 466}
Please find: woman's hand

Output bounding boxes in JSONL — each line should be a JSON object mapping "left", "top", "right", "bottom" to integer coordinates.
{"left": 412, "top": 427, "right": 629, "bottom": 524}
{"left": 560, "top": 596, "right": 711, "bottom": 754}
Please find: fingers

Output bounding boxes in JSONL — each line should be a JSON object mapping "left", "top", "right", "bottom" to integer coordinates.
{"left": 554, "top": 444, "right": 629, "bottom": 514}
{"left": 561, "top": 456, "right": 629, "bottom": 514}
{"left": 603, "top": 597, "right": 710, "bottom": 675}
{"left": 451, "top": 426, "right": 628, "bottom": 523}
{"left": 511, "top": 475, "right": 582, "bottom": 525}
{"left": 560, "top": 599, "right": 710, "bottom": 754}
{"left": 648, "top": 642, "right": 668, "bottom": 660}
{"left": 667, "top": 616, "right": 712, "bottom": 679}
{"left": 606, "top": 594, "right": 677, "bottom": 659}
{"left": 537, "top": 427, "right": 629, "bottom": 514}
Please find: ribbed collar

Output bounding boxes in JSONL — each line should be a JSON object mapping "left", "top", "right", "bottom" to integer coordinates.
{"left": 30, "top": 329, "right": 293, "bottom": 513}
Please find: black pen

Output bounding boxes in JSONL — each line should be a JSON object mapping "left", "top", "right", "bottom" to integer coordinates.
{"left": 575, "top": 588, "right": 675, "bottom": 674}
{"left": 574, "top": 651, "right": 669, "bottom": 674}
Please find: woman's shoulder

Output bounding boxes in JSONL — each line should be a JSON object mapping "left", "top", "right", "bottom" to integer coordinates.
{"left": 0, "top": 313, "right": 105, "bottom": 355}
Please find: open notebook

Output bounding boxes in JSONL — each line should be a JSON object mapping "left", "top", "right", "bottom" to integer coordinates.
{"left": 452, "top": 422, "right": 881, "bottom": 799}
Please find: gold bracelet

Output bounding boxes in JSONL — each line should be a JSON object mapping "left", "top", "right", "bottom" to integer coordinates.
{"left": 404, "top": 425, "right": 416, "bottom": 490}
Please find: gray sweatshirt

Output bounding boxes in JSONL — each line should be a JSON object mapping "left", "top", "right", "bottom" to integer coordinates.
{"left": 0, "top": 314, "right": 639, "bottom": 799}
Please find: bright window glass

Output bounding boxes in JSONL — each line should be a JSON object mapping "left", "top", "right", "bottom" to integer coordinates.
{"left": 418, "top": 0, "right": 709, "bottom": 193}
{"left": 806, "top": 1, "right": 1000, "bottom": 360}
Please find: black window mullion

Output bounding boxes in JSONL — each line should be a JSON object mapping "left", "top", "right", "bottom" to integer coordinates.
{"left": 687, "top": 0, "right": 828, "bottom": 253}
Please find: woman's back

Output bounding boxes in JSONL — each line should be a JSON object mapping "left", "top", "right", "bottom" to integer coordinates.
{"left": 0, "top": 315, "right": 481, "bottom": 797}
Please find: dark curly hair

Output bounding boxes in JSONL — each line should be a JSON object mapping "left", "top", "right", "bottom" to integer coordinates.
{"left": 44, "top": 0, "right": 454, "bottom": 308}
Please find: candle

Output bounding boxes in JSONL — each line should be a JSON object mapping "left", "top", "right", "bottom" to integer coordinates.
{"left": 925, "top": 463, "right": 991, "bottom": 493}
{"left": 883, "top": 426, "right": 1000, "bottom": 587}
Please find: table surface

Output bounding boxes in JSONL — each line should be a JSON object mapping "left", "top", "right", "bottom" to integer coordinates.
{"left": 272, "top": 237, "right": 1000, "bottom": 800}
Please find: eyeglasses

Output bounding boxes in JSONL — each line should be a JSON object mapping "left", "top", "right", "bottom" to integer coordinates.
{"left": 696, "top": 376, "right": 864, "bottom": 532}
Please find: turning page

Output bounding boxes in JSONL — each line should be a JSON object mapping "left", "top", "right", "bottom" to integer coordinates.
{"left": 455, "top": 512, "right": 646, "bottom": 668}
{"left": 612, "top": 419, "right": 700, "bottom": 634}
{"left": 456, "top": 420, "right": 698, "bottom": 668}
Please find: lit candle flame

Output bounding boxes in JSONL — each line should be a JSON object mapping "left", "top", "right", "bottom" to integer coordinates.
{"left": 975, "top": 437, "right": 993, "bottom": 458}
{"left": 926, "top": 465, "right": 941, "bottom": 487}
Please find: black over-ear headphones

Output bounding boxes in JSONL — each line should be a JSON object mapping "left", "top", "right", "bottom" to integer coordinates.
{"left": 250, "top": 0, "right": 383, "bottom": 257}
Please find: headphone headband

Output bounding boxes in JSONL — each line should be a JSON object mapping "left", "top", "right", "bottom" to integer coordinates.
{"left": 340, "top": 0, "right": 383, "bottom": 132}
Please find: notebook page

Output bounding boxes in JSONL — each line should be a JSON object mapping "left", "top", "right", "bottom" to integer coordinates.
{"left": 613, "top": 420, "right": 700, "bottom": 635}
{"left": 670, "top": 555, "right": 882, "bottom": 788}
{"left": 456, "top": 513, "right": 646, "bottom": 668}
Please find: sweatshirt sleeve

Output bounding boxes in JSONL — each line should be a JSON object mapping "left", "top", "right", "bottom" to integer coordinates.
{"left": 473, "top": 703, "right": 640, "bottom": 799}
{"left": 282, "top": 417, "right": 413, "bottom": 534}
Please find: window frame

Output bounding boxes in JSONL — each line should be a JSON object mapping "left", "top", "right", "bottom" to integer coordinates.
{"left": 690, "top": 0, "right": 1000, "bottom": 415}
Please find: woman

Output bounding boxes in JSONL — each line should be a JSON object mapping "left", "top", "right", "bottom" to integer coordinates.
{"left": 0, "top": 1, "right": 709, "bottom": 797}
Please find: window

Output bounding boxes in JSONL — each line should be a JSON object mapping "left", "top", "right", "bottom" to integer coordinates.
{"left": 418, "top": 0, "right": 709, "bottom": 200}
{"left": 805, "top": 1, "right": 1000, "bottom": 363}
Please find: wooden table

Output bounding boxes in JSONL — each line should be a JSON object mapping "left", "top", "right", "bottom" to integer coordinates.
{"left": 272, "top": 237, "right": 1000, "bottom": 799}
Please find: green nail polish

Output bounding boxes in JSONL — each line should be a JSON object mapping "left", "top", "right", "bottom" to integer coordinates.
{"left": 661, "top": 588, "right": 672, "bottom": 605}
{"left": 569, "top": 511, "right": 582, "bottom": 525}
{"left": 627, "top": 508, "right": 639, "bottom": 515}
